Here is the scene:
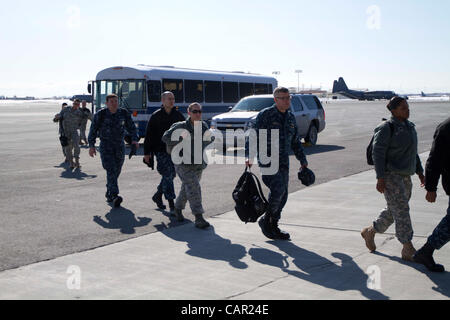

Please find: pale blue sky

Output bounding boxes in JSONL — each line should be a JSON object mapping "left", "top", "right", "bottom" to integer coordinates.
{"left": 1, "top": 0, "right": 449, "bottom": 96}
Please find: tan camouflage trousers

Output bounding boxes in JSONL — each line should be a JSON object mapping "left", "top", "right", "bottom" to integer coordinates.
{"left": 174, "top": 165, "right": 204, "bottom": 215}
{"left": 65, "top": 130, "right": 80, "bottom": 162}
{"left": 373, "top": 172, "right": 414, "bottom": 244}
{"left": 80, "top": 120, "right": 88, "bottom": 142}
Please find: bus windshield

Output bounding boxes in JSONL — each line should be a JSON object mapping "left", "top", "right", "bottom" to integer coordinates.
{"left": 95, "top": 80, "right": 145, "bottom": 111}
{"left": 231, "top": 97, "right": 275, "bottom": 112}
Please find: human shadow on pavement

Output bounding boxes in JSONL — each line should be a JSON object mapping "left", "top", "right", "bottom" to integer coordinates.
{"left": 54, "top": 162, "right": 69, "bottom": 169}
{"left": 59, "top": 167, "right": 97, "bottom": 180}
{"left": 249, "top": 241, "right": 390, "bottom": 300}
{"left": 157, "top": 222, "right": 248, "bottom": 269}
{"left": 373, "top": 251, "right": 450, "bottom": 298}
{"left": 93, "top": 207, "right": 151, "bottom": 234}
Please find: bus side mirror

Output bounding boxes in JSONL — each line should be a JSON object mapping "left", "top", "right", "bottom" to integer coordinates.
{"left": 87, "top": 83, "right": 92, "bottom": 94}
{"left": 228, "top": 106, "right": 233, "bottom": 111}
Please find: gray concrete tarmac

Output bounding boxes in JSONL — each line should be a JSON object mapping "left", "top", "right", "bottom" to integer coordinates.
{"left": 0, "top": 99, "right": 448, "bottom": 272}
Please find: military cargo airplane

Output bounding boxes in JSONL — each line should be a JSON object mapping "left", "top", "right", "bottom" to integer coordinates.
{"left": 332, "top": 77, "right": 397, "bottom": 101}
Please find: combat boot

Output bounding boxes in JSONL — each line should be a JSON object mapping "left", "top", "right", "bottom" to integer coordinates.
{"left": 69, "top": 159, "right": 76, "bottom": 169}
{"left": 168, "top": 199, "right": 175, "bottom": 212}
{"left": 173, "top": 208, "right": 185, "bottom": 222}
{"left": 413, "top": 242, "right": 445, "bottom": 272}
{"left": 270, "top": 218, "right": 290, "bottom": 240}
{"left": 401, "top": 242, "right": 416, "bottom": 262}
{"left": 258, "top": 213, "right": 275, "bottom": 240}
{"left": 113, "top": 196, "right": 123, "bottom": 208}
{"left": 74, "top": 158, "right": 80, "bottom": 168}
{"left": 195, "top": 214, "right": 210, "bottom": 229}
{"left": 361, "top": 226, "right": 376, "bottom": 252}
{"left": 105, "top": 192, "right": 114, "bottom": 203}
{"left": 152, "top": 191, "right": 166, "bottom": 210}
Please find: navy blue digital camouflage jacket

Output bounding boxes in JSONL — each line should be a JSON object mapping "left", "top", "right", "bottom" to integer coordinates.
{"left": 88, "top": 108, "right": 138, "bottom": 148}
{"left": 246, "top": 105, "right": 307, "bottom": 169}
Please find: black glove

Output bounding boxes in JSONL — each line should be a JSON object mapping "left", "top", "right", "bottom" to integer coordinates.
{"left": 124, "top": 135, "right": 132, "bottom": 145}
{"left": 143, "top": 154, "right": 154, "bottom": 170}
{"left": 129, "top": 144, "right": 137, "bottom": 159}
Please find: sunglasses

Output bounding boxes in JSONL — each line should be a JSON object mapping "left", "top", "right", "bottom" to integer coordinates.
{"left": 190, "top": 110, "right": 202, "bottom": 114}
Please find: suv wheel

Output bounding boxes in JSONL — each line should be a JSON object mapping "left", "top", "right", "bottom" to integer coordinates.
{"left": 305, "top": 125, "right": 318, "bottom": 146}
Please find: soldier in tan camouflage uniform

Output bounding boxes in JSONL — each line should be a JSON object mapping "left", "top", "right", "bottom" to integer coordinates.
{"left": 162, "top": 103, "right": 215, "bottom": 229}
{"left": 53, "top": 102, "right": 69, "bottom": 161}
{"left": 79, "top": 100, "right": 92, "bottom": 145}
{"left": 361, "top": 97, "right": 425, "bottom": 262}
{"left": 54, "top": 99, "right": 87, "bottom": 169}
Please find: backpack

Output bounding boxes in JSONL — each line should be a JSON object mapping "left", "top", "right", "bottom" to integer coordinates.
{"left": 366, "top": 119, "right": 394, "bottom": 165}
{"left": 232, "top": 168, "right": 269, "bottom": 223}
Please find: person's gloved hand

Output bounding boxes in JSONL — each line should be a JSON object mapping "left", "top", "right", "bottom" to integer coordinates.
{"left": 129, "top": 142, "right": 139, "bottom": 159}
{"left": 143, "top": 154, "right": 154, "bottom": 170}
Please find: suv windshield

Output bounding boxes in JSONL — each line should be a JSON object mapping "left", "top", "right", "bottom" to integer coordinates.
{"left": 231, "top": 97, "right": 275, "bottom": 112}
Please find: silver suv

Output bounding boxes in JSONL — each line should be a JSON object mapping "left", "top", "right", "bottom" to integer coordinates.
{"left": 210, "top": 94, "right": 326, "bottom": 148}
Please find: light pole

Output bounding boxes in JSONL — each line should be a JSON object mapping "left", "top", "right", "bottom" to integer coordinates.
{"left": 295, "top": 70, "right": 303, "bottom": 93}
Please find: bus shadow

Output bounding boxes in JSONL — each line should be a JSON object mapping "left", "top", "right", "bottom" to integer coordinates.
{"left": 208, "top": 144, "right": 345, "bottom": 158}
{"left": 303, "top": 144, "right": 345, "bottom": 156}
{"left": 249, "top": 241, "right": 390, "bottom": 300}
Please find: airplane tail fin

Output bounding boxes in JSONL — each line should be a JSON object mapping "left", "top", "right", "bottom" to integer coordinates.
{"left": 421, "top": 91, "right": 426, "bottom": 97}
{"left": 332, "top": 77, "right": 349, "bottom": 93}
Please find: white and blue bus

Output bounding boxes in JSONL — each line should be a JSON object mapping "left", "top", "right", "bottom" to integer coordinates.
{"left": 88, "top": 65, "right": 277, "bottom": 137}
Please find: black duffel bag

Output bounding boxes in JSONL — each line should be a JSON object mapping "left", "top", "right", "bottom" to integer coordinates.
{"left": 232, "top": 168, "right": 268, "bottom": 224}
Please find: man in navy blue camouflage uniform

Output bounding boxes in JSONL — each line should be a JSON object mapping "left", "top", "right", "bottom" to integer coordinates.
{"left": 246, "top": 87, "right": 308, "bottom": 240}
{"left": 88, "top": 94, "right": 139, "bottom": 207}
{"left": 414, "top": 117, "right": 450, "bottom": 272}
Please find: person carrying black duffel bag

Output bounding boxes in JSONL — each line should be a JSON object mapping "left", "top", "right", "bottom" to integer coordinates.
{"left": 232, "top": 168, "right": 268, "bottom": 224}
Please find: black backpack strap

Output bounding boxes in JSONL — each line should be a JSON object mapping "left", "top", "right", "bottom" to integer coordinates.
{"left": 249, "top": 172, "right": 268, "bottom": 204}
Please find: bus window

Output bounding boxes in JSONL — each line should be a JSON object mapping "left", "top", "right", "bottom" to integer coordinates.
{"left": 163, "top": 79, "right": 184, "bottom": 103}
{"left": 147, "top": 80, "right": 161, "bottom": 102}
{"left": 268, "top": 83, "right": 273, "bottom": 94}
{"left": 223, "top": 82, "right": 239, "bottom": 103}
{"left": 239, "top": 82, "right": 254, "bottom": 99}
{"left": 255, "top": 83, "right": 269, "bottom": 95}
{"left": 96, "top": 80, "right": 118, "bottom": 110}
{"left": 185, "top": 80, "right": 204, "bottom": 103}
{"left": 118, "top": 80, "right": 145, "bottom": 109}
{"left": 205, "top": 81, "right": 222, "bottom": 103}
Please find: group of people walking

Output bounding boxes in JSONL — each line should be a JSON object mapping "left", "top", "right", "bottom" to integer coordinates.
{"left": 54, "top": 89, "right": 450, "bottom": 273}
{"left": 53, "top": 99, "right": 92, "bottom": 168}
